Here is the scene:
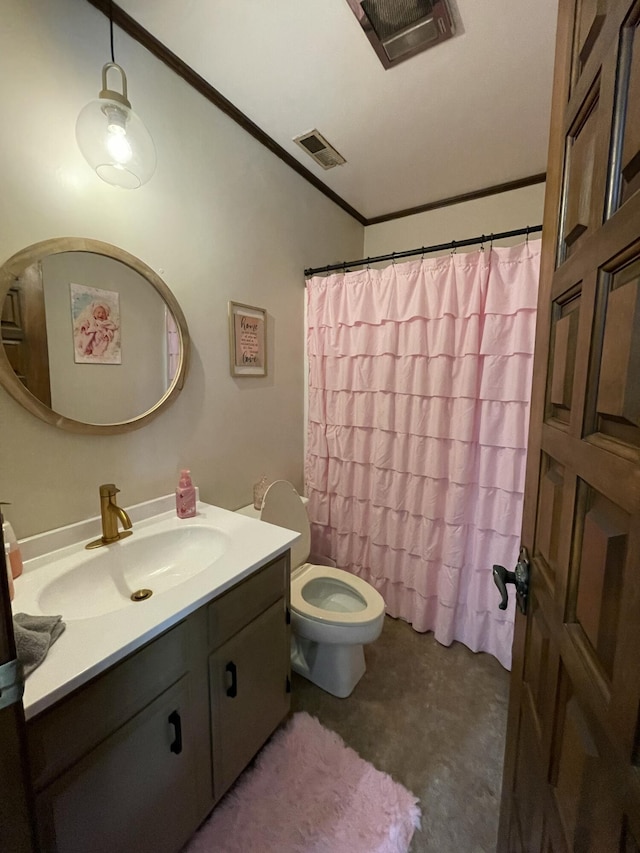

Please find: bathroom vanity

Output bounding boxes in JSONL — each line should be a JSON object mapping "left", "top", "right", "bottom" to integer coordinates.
{"left": 14, "top": 497, "right": 297, "bottom": 853}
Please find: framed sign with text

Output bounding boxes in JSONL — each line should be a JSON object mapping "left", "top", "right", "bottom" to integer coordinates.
{"left": 228, "top": 301, "right": 267, "bottom": 376}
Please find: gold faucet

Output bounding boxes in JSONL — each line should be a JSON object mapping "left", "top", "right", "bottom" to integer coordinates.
{"left": 85, "top": 484, "right": 133, "bottom": 549}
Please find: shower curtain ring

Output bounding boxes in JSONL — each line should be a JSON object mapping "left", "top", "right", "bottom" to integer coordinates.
{"left": 421, "top": 246, "right": 426, "bottom": 260}
{"left": 480, "top": 235, "right": 485, "bottom": 252}
{"left": 366, "top": 257, "right": 371, "bottom": 269}
{"left": 489, "top": 233, "right": 494, "bottom": 250}
{"left": 525, "top": 225, "right": 530, "bottom": 243}
{"left": 451, "top": 240, "right": 457, "bottom": 255}
{"left": 391, "top": 251, "right": 396, "bottom": 265}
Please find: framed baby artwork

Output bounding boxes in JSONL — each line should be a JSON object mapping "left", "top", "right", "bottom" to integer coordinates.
{"left": 70, "top": 283, "right": 121, "bottom": 364}
{"left": 228, "top": 301, "right": 267, "bottom": 377}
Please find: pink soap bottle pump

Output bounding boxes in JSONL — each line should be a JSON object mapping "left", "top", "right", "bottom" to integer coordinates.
{"left": 176, "top": 469, "right": 197, "bottom": 519}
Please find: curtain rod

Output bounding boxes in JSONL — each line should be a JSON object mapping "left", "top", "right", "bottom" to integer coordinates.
{"left": 304, "top": 224, "right": 542, "bottom": 277}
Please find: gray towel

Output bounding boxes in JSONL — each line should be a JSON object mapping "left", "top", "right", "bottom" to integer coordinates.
{"left": 13, "top": 613, "right": 66, "bottom": 677}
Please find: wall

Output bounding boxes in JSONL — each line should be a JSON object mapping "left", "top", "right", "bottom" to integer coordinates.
{"left": 0, "top": 0, "right": 363, "bottom": 538}
{"left": 364, "top": 183, "right": 546, "bottom": 257}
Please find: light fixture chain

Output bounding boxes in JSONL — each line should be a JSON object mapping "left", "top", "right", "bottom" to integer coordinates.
{"left": 109, "top": 0, "right": 115, "bottom": 63}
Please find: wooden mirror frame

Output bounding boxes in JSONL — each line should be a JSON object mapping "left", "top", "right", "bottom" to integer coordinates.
{"left": 0, "top": 238, "right": 190, "bottom": 434}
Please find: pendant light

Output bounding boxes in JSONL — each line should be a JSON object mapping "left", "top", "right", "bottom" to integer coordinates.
{"left": 75, "top": 1, "right": 156, "bottom": 189}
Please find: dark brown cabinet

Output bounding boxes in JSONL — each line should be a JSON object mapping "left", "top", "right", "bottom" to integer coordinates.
{"left": 210, "top": 600, "right": 290, "bottom": 800}
{"left": 26, "top": 552, "right": 290, "bottom": 853}
{"left": 34, "top": 677, "right": 200, "bottom": 853}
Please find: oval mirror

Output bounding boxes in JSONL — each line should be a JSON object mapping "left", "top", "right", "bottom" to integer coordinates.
{"left": 0, "top": 238, "right": 190, "bottom": 434}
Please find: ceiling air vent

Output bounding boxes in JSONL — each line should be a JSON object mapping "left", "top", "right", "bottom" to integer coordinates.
{"left": 346, "top": 0, "right": 456, "bottom": 68}
{"left": 293, "top": 130, "right": 346, "bottom": 170}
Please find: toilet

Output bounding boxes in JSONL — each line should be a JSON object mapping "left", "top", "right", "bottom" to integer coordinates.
{"left": 260, "top": 480, "right": 385, "bottom": 698}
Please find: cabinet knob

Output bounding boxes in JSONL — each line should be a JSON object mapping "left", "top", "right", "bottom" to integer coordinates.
{"left": 225, "top": 661, "right": 238, "bottom": 698}
{"left": 168, "top": 710, "right": 182, "bottom": 754}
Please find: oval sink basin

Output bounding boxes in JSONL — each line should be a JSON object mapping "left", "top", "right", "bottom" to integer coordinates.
{"left": 38, "top": 525, "right": 228, "bottom": 620}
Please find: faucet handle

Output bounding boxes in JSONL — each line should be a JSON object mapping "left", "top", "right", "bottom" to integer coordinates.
{"left": 99, "top": 484, "right": 119, "bottom": 497}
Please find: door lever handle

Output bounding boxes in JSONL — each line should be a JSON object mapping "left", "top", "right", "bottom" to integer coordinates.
{"left": 493, "top": 565, "right": 516, "bottom": 609}
{"left": 493, "top": 546, "right": 530, "bottom": 615}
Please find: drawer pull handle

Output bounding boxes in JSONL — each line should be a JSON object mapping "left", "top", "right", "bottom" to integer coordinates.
{"left": 226, "top": 661, "right": 238, "bottom": 698}
{"left": 168, "top": 710, "right": 182, "bottom": 754}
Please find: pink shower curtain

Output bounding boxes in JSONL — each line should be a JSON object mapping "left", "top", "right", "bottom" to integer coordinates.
{"left": 305, "top": 241, "right": 540, "bottom": 669}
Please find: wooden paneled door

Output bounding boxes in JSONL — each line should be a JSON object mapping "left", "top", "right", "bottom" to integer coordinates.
{"left": 1, "top": 261, "right": 51, "bottom": 407}
{"left": 497, "top": 0, "right": 640, "bottom": 850}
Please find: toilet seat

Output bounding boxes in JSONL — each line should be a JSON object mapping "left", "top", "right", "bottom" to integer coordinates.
{"left": 291, "top": 564, "right": 384, "bottom": 627}
{"left": 261, "top": 480, "right": 384, "bottom": 627}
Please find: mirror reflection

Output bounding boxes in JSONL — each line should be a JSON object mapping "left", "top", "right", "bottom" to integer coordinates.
{"left": 0, "top": 239, "right": 189, "bottom": 433}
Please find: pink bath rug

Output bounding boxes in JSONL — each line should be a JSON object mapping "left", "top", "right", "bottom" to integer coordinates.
{"left": 184, "top": 711, "right": 421, "bottom": 853}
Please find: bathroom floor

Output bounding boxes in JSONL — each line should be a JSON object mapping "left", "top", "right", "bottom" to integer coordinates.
{"left": 290, "top": 615, "right": 510, "bottom": 853}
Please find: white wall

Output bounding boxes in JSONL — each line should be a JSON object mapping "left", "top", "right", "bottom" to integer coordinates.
{"left": 364, "top": 183, "right": 546, "bottom": 257}
{"left": 0, "top": 0, "right": 363, "bottom": 538}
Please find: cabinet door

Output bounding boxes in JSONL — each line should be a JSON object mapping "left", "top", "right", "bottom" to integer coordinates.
{"left": 36, "top": 676, "right": 200, "bottom": 853}
{"left": 209, "top": 599, "right": 290, "bottom": 800}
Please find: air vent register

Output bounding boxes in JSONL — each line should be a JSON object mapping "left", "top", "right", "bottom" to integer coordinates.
{"left": 293, "top": 130, "right": 346, "bottom": 170}
{"left": 346, "top": 0, "right": 456, "bottom": 68}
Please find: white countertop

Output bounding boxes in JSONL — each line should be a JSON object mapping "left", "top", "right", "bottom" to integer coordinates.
{"left": 12, "top": 495, "right": 298, "bottom": 720}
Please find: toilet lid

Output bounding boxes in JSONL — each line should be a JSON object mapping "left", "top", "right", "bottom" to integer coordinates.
{"left": 291, "top": 564, "right": 385, "bottom": 626}
{"left": 260, "top": 480, "right": 310, "bottom": 569}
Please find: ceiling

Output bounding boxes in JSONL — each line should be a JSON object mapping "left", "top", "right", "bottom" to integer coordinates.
{"left": 114, "top": 0, "right": 559, "bottom": 223}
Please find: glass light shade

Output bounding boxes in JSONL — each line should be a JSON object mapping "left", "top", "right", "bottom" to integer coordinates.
{"left": 76, "top": 65, "right": 156, "bottom": 189}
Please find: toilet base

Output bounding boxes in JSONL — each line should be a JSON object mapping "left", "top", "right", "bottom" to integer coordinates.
{"left": 292, "top": 635, "right": 366, "bottom": 698}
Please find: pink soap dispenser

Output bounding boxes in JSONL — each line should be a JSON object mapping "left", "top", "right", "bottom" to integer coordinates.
{"left": 176, "top": 469, "right": 197, "bottom": 518}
